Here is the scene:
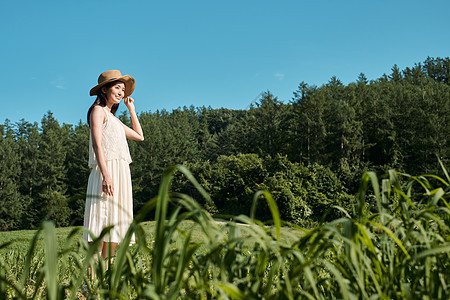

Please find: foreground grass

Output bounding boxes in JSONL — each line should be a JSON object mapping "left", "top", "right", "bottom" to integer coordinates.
{"left": 0, "top": 165, "right": 449, "bottom": 299}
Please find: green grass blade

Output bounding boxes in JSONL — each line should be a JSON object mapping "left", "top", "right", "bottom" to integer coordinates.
{"left": 215, "top": 282, "right": 246, "bottom": 299}
{"left": 412, "top": 243, "right": 450, "bottom": 260}
{"left": 357, "top": 171, "right": 380, "bottom": 218}
{"left": 42, "top": 221, "right": 58, "bottom": 300}
{"left": 20, "top": 226, "right": 43, "bottom": 289}
{"left": 251, "top": 190, "right": 281, "bottom": 241}
{"left": 438, "top": 157, "right": 450, "bottom": 183}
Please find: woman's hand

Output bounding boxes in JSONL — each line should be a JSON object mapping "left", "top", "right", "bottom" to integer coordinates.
{"left": 102, "top": 174, "right": 114, "bottom": 196}
{"left": 124, "top": 97, "right": 135, "bottom": 112}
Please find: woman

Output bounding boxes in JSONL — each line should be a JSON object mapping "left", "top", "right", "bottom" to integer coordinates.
{"left": 83, "top": 70, "right": 144, "bottom": 260}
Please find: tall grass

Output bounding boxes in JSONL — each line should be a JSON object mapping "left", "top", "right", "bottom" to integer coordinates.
{"left": 0, "top": 164, "right": 449, "bottom": 299}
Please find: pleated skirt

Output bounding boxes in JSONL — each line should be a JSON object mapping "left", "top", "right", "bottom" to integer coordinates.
{"left": 83, "top": 159, "right": 135, "bottom": 243}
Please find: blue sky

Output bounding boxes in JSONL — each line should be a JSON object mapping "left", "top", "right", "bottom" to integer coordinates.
{"left": 1, "top": 0, "right": 449, "bottom": 125}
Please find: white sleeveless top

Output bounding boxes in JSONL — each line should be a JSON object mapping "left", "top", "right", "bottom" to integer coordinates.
{"left": 88, "top": 107, "right": 132, "bottom": 168}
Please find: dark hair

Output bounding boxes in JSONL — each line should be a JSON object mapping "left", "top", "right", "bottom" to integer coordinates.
{"left": 87, "top": 81, "right": 122, "bottom": 126}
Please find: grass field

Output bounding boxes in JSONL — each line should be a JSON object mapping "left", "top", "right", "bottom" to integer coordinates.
{"left": 0, "top": 220, "right": 301, "bottom": 256}
{"left": 0, "top": 165, "right": 449, "bottom": 299}
{"left": 0, "top": 226, "right": 81, "bottom": 254}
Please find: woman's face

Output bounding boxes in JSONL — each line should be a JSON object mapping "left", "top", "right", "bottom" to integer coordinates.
{"left": 103, "top": 82, "right": 125, "bottom": 104}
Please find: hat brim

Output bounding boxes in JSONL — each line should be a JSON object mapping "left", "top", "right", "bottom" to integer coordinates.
{"left": 89, "top": 75, "right": 135, "bottom": 97}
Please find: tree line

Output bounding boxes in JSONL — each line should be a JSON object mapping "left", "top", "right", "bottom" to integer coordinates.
{"left": 0, "top": 57, "right": 449, "bottom": 230}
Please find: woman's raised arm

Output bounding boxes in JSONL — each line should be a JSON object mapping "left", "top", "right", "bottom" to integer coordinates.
{"left": 121, "top": 96, "right": 144, "bottom": 141}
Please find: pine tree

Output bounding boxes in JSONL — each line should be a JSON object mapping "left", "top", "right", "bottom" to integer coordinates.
{"left": 364, "top": 79, "right": 399, "bottom": 168}
{"left": 0, "top": 121, "right": 23, "bottom": 230}
{"left": 291, "top": 83, "right": 327, "bottom": 166}
{"left": 15, "top": 119, "right": 40, "bottom": 228}
{"left": 389, "top": 65, "right": 403, "bottom": 82}
{"left": 248, "top": 92, "right": 290, "bottom": 157}
{"left": 65, "top": 121, "right": 90, "bottom": 225}
{"left": 32, "top": 112, "right": 70, "bottom": 227}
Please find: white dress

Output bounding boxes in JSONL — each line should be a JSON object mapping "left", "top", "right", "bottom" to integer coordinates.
{"left": 83, "top": 107, "right": 135, "bottom": 243}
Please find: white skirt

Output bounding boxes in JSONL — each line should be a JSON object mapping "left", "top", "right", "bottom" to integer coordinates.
{"left": 83, "top": 159, "right": 135, "bottom": 243}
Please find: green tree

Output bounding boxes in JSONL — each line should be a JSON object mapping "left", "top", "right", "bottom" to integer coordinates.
{"left": 290, "top": 83, "right": 327, "bottom": 167}
{"left": 0, "top": 121, "right": 23, "bottom": 230}
{"left": 130, "top": 108, "right": 204, "bottom": 212}
{"left": 361, "top": 79, "right": 399, "bottom": 169}
{"left": 323, "top": 78, "right": 363, "bottom": 171}
{"left": 422, "top": 56, "right": 450, "bottom": 84}
{"left": 31, "top": 112, "right": 70, "bottom": 227}
{"left": 174, "top": 154, "right": 351, "bottom": 225}
{"left": 202, "top": 108, "right": 248, "bottom": 161}
{"left": 14, "top": 119, "right": 40, "bottom": 228}
{"left": 65, "top": 121, "right": 90, "bottom": 225}
{"left": 248, "top": 92, "right": 291, "bottom": 157}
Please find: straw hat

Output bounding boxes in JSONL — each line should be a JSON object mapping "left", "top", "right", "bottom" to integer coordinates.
{"left": 89, "top": 70, "right": 135, "bottom": 97}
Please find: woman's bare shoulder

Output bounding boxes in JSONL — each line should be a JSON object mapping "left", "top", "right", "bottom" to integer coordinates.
{"left": 91, "top": 105, "right": 106, "bottom": 112}
{"left": 90, "top": 106, "right": 107, "bottom": 124}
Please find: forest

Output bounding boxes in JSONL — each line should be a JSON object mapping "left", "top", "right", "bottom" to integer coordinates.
{"left": 0, "top": 56, "right": 449, "bottom": 231}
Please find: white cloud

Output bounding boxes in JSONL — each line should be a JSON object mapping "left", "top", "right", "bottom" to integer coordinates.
{"left": 50, "top": 76, "right": 65, "bottom": 89}
{"left": 274, "top": 73, "right": 285, "bottom": 80}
